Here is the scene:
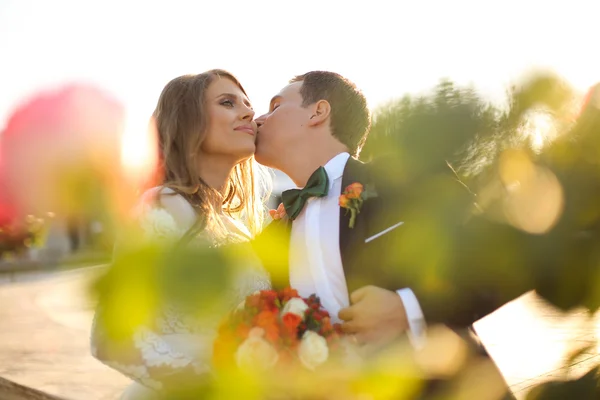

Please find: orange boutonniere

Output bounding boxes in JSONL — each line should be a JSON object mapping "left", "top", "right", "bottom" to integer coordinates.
{"left": 339, "top": 182, "right": 377, "bottom": 228}
{"left": 269, "top": 202, "right": 288, "bottom": 221}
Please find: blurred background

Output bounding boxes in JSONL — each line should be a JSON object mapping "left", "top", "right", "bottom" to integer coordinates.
{"left": 1, "top": 0, "right": 598, "bottom": 264}
{"left": 0, "top": 0, "right": 598, "bottom": 399}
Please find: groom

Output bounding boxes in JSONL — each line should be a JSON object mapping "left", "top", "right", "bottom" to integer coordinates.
{"left": 252, "top": 71, "right": 514, "bottom": 397}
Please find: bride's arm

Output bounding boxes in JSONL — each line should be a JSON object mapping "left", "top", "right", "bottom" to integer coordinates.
{"left": 91, "top": 303, "right": 214, "bottom": 393}
{"left": 90, "top": 188, "right": 213, "bottom": 393}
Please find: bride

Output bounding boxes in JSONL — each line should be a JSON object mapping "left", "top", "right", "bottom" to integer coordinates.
{"left": 91, "top": 70, "right": 272, "bottom": 399}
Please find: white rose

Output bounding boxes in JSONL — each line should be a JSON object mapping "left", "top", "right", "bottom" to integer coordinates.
{"left": 235, "top": 328, "right": 279, "bottom": 370}
{"left": 139, "top": 208, "right": 183, "bottom": 240}
{"left": 281, "top": 298, "right": 309, "bottom": 320}
{"left": 298, "top": 331, "right": 329, "bottom": 370}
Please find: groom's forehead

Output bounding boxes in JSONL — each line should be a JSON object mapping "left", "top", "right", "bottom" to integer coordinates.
{"left": 278, "top": 81, "right": 303, "bottom": 99}
{"left": 268, "top": 82, "right": 303, "bottom": 108}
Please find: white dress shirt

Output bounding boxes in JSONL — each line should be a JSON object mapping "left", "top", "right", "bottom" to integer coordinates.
{"left": 288, "top": 152, "right": 426, "bottom": 345}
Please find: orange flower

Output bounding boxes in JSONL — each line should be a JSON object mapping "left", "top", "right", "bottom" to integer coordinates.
{"left": 264, "top": 324, "right": 280, "bottom": 343}
{"left": 269, "top": 203, "right": 287, "bottom": 220}
{"left": 344, "top": 183, "right": 363, "bottom": 199}
{"left": 253, "top": 310, "right": 280, "bottom": 343}
{"left": 339, "top": 182, "right": 377, "bottom": 229}
{"left": 255, "top": 310, "right": 278, "bottom": 328}
{"left": 281, "top": 287, "right": 300, "bottom": 302}
{"left": 246, "top": 293, "right": 261, "bottom": 308}
{"left": 261, "top": 290, "right": 278, "bottom": 302}
{"left": 338, "top": 194, "right": 350, "bottom": 208}
{"left": 260, "top": 290, "right": 279, "bottom": 311}
{"left": 282, "top": 312, "right": 302, "bottom": 332}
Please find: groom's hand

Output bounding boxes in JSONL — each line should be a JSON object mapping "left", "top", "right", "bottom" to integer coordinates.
{"left": 338, "top": 285, "right": 409, "bottom": 349}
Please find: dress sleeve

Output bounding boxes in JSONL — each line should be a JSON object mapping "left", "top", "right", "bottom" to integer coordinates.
{"left": 90, "top": 189, "right": 216, "bottom": 393}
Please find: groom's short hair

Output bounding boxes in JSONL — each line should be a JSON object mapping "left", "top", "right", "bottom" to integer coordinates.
{"left": 291, "top": 71, "right": 371, "bottom": 157}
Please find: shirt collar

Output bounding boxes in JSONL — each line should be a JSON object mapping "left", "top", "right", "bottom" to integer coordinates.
{"left": 323, "top": 152, "right": 350, "bottom": 188}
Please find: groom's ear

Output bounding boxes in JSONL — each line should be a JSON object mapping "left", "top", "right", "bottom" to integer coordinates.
{"left": 307, "top": 100, "right": 331, "bottom": 127}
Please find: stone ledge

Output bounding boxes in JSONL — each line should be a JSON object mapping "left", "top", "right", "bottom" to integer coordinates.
{"left": 0, "top": 376, "right": 65, "bottom": 400}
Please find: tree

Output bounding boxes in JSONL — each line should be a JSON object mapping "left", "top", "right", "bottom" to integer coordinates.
{"left": 361, "top": 74, "right": 600, "bottom": 398}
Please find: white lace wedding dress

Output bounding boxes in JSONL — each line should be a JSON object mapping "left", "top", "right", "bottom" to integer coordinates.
{"left": 90, "top": 188, "right": 271, "bottom": 399}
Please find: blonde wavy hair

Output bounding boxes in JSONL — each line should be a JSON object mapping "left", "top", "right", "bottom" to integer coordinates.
{"left": 152, "top": 69, "right": 271, "bottom": 237}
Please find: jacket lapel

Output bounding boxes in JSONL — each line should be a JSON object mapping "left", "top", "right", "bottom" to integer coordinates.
{"left": 339, "top": 158, "right": 371, "bottom": 285}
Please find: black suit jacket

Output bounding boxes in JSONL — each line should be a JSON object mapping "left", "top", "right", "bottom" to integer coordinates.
{"left": 253, "top": 156, "right": 520, "bottom": 328}
{"left": 252, "top": 157, "right": 518, "bottom": 398}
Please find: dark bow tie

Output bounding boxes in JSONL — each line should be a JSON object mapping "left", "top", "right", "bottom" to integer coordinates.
{"left": 281, "top": 167, "right": 329, "bottom": 220}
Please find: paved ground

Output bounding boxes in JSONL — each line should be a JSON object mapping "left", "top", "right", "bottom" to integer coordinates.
{"left": 0, "top": 267, "right": 129, "bottom": 400}
{"left": 0, "top": 267, "right": 598, "bottom": 399}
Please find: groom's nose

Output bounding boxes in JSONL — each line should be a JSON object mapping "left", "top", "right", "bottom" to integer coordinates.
{"left": 255, "top": 114, "right": 266, "bottom": 127}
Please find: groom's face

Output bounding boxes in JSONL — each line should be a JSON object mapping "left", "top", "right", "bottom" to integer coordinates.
{"left": 254, "top": 82, "right": 312, "bottom": 169}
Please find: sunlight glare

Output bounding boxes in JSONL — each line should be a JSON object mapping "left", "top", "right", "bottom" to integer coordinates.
{"left": 499, "top": 150, "right": 564, "bottom": 234}
{"left": 525, "top": 111, "right": 557, "bottom": 152}
{"left": 475, "top": 293, "right": 574, "bottom": 382}
{"left": 120, "top": 110, "right": 158, "bottom": 186}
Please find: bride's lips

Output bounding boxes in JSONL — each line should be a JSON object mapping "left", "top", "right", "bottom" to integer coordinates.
{"left": 234, "top": 125, "right": 256, "bottom": 136}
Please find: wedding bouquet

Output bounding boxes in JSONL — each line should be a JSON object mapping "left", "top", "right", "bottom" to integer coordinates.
{"left": 213, "top": 288, "right": 345, "bottom": 372}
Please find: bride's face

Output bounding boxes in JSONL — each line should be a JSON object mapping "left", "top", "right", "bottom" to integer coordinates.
{"left": 200, "top": 77, "right": 257, "bottom": 163}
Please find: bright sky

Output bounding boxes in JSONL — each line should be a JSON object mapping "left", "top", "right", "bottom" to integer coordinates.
{"left": 1, "top": 0, "right": 597, "bottom": 135}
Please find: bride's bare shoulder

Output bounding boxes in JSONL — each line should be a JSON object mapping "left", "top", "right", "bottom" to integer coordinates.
{"left": 137, "top": 186, "right": 196, "bottom": 232}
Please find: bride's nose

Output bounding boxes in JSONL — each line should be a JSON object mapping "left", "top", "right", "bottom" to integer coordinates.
{"left": 241, "top": 107, "right": 255, "bottom": 121}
